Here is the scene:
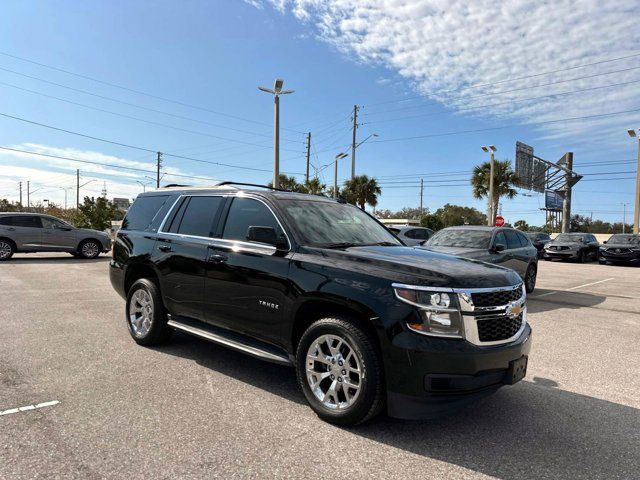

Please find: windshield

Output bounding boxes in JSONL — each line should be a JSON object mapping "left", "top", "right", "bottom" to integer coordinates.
{"left": 281, "top": 199, "right": 401, "bottom": 247}
{"left": 555, "top": 233, "right": 585, "bottom": 242}
{"left": 607, "top": 234, "right": 639, "bottom": 244}
{"left": 426, "top": 229, "right": 493, "bottom": 249}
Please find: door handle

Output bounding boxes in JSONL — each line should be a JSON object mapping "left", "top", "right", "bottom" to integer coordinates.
{"left": 158, "top": 245, "right": 172, "bottom": 252}
{"left": 207, "top": 252, "right": 228, "bottom": 264}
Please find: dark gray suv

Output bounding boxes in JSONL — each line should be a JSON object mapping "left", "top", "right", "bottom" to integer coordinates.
{"left": 543, "top": 233, "right": 599, "bottom": 262}
{"left": 421, "top": 226, "right": 538, "bottom": 293}
{"left": 0, "top": 213, "right": 111, "bottom": 260}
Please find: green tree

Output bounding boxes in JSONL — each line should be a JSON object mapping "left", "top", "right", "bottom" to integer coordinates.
{"left": 75, "top": 196, "right": 120, "bottom": 231}
{"left": 0, "top": 198, "right": 21, "bottom": 212}
{"left": 303, "top": 177, "right": 326, "bottom": 195}
{"left": 471, "top": 159, "right": 518, "bottom": 225}
{"left": 342, "top": 175, "right": 381, "bottom": 210}
{"left": 268, "top": 175, "right": 306, "bottom": 193}
{"left": 435, "top": 203, "right": 486, "bottom": 227}
{"left": 420, "top": 213, "right": 444, "bottom": 231}
{"left": 514, "top": 220, "right": 529, "bottom": 231}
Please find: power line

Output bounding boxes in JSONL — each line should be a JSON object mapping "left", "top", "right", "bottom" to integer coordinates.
{"left": 0, "top": 111, "right": 304, "bottom": 174}
{"left": 364, "top": 78, "right": 640, "bottom": 124}
{"left": 0, "top": 50, "right": 305, "bottom": 134}
{"left": 364, "top": 51, "right": 640, "bottom": 108}
{"left": 371, "top": 107, "right": 640, "bottom": 143}
{"left": 0, "top": 67, "right": 302, "bottom": 144}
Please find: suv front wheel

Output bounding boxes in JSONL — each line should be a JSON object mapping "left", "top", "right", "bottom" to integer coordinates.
{"left": 0, "top": 239, "right": 15, "bottom": 261}
{"left": 125, "top": 279, "right": 173, "bottom": 346}
{"left": 78, "top": 239, "right": 102, "bottom": 259}
{"left": 296, "top": 316, "right": 384, "bottom": 426}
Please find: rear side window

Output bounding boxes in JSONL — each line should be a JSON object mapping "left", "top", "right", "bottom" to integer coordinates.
{"left": 222, "top": 197, "right": 282, "bottom": 241}
{"left": 505, "top": 230, "right": 523, "bottom": 249}
{"left": 411, "top": 229, "right": 431, "bottom": 240}
{"left": 516, "top": 232, "right": 530, "bottom": 247}
{"left": 122, "top": 195, "right": 170, "bottom": 231}
{"left": 0, "top": 215, "right": 41, "bottom": 228}
{"left": 493, "top": 231, "right": 507, "bottom": 247}
{"left": 173, "top": 196, "right": 224, "bottom": 238}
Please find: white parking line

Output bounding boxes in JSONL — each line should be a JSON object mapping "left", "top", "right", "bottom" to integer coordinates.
{"left": 0, "top": 400, "right": 60, "bottom": 416}
{"left": 532, "top": 277, "right": 615, "bottom": 299}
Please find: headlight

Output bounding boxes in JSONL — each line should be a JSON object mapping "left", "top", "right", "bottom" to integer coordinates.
{"left": 394, "top": 287, "right": 464, "bottom": 338}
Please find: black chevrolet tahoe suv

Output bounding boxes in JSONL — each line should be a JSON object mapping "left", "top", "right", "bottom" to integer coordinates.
{"left": 110, "top": 184, "right": 531, "bottom": 426}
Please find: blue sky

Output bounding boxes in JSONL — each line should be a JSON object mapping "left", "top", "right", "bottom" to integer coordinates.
{"left": 0, "top": 0, "right": 638, "bottom": 226}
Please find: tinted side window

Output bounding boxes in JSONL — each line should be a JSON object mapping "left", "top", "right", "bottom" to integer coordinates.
{"left": 222, "top": 197, "right": 282, "bottom": 242}
{"left": 517, "top": 232, "right": 530, "bottom": 247}
{"left": 0, "top": 216, "right": 15, "bottom": 226}
{"left": 494, "top": 231, "right": 507, "bottom": 247}
{"left": 404, "top": 229, "right": 417, "bottom": 239}
{"left": 505, "top": 230, "right": 522, "bottom": 249}
{"left": 413, "top": 229, "right": 431, "bottom": 240}
{"left": 122, "top": 195, "right": 170, "bottom": 231}
{"left": 9, "top": 216, "right": 42, "bottom": 228}
{"left": 176, "top": 196, "right": 224, "bottom": 238}
{"left": 166, "top": 197, "right": 190, "bottom": 234}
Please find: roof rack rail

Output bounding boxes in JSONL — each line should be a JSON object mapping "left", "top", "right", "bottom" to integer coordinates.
{"left": 215, "top": 181, "right": 289, "bottom": 192}
{"left": 163, "top": 184, "right": 191, "bottom": 188}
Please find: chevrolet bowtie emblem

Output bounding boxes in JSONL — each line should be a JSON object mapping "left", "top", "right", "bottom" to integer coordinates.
{"left": 506, "top": 302, "right": 523, "bottom": 318}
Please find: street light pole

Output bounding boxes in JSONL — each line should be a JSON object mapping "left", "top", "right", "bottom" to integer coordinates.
{"left": 334, "top": 152, "right": 348, "bottom": 199}
{"left": 622, "top": 203, "right": 628, "bottom": 233}
{"left": 259, "top": 79, "right": 294, "bottom": 189}
{"left": 627, "top": 129, "right": 640, "bottom": 235}
{"left": 481, "top": 145, "right": 497, "bottom": 226}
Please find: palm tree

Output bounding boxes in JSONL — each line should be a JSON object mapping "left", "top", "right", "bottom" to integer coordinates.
{"left": 268, "top": 174, "right": 306, "bottom": 192}
{"left": 342, "top": 175, "right": 381, "bottom": 210}
{"left": 303, "top": 178, "right": 326, "bottom": 195}
{"left": 471, "top": 159, "right": 518, "bottom": 225}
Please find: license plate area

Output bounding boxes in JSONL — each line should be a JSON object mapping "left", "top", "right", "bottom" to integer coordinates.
{"left": 505, "top": 356, "right": 528, "bottom": 385}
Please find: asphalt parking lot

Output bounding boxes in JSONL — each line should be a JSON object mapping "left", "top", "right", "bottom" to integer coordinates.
{"left": 1, "top": 254, "right": 638, "bottom": 479}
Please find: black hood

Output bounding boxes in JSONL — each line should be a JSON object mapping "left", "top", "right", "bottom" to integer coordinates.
{"left": 419, "top": 245, "right": 486, "bottom": 259}
{"left": 309, "top": 245, "right": 521, "bottom": 289}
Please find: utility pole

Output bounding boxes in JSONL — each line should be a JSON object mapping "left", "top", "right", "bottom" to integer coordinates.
{"left": 305, "top": 132, "right": 311, "bottom": 184}
{"left": 481, "top": 145, "right": 497, "bottom": 226}
{"left": 419, "top": 178, "right": 424, "bottom": 220}
{"left": 26, "top": 181, "right": 30, "bottom": 209}
{"left": 351, "top": 105, "right": 359, "bottom": 179}
{"left": 628, "top": 129, "right": 640, "bottom": 234}
{"left": 561, "top": 152, "right": 574, "bottom": 233}
{"left": 76, "top": 169, "right": 80, "bottom": 209}
{"left": 259, "top": 79, "right": 294, "bottom": 189}
{"left": 18, "top": 181, "right": 22, "bottom": 207}
{"left": 156, "top": 151, "right": 163, "bottom": 189}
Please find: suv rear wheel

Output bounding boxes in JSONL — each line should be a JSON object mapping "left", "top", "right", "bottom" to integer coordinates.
{"left": 125, "top": 278, "right": 173, "bottom": 346}
{"left": 78, "top": 239, "right": 101, "bottom": 259}
{"left": 524, "top": 264, "right": 537, "bottom": 293}
{"left": 0, "top": 239, "right": 15, "bottom": 261}
{"left": 296, "top": 316, "right": 384, "bottom": 426}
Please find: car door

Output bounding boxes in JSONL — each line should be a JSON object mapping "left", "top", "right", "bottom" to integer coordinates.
{"left": 204, "top": 196, "right": 292, "bottom": 345}
{"left": 503, "top": 229, "right": 528, "bottom": 277}
{"left": 485, "top": 230, "right": 509, "bottom": 267}
{"left": 588, "top": 234, "right": 599, "bottom": 258}
{"left": 40, "top": 216, "right": 77, "bottom": 250}
{"left": 0, "top": 215, "right": 42, "bottom": 250}
{"left": 155, "top": 195, "right": 225, "bottom": 321}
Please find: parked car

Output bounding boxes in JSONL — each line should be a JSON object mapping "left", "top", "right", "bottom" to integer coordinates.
{"left": 110, "top": 185, "right": 531, "bottom": 426}
{"left": 544, "top": 233, "right": 599, "bottom": 262}
{"left": 0, "top": 213, "right": 111, "bottom": 261}
{"left": 599, "top": 234, "right": 640, "bottom": 265}
{"left": 421, "top": 226, "right": 538, "bottom": 293}
{"left": 387, "top": 225, "right": 434, "bottom": 246}
{"left": 526, "top": 232, "right": 552, "bottom": 258}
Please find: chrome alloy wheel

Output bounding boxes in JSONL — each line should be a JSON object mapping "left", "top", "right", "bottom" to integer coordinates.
{"left": 81, "top": 241, "right": 100, "bottom": 258}
{"left": 0, "top": 240, "right": 12, "bottom": 259}
{"left": 306, "top": 334, "right": 362, "bottom": 410}
{"left": 128, "top": 289, "right": 153, "bottom": 337}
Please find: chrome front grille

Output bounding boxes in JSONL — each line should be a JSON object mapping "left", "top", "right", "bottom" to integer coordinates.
{"left": 476, "top": 312, "right": 524, "bottom": 342}
{"left": 471, "top": 286, "right": 522, "bottom": 308}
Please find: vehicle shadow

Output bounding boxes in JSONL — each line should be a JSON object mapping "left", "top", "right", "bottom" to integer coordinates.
{"left": 158, "top": 335, "right": 639, "bottom": 479}
{"left": 527, "top": 288, "right": 606, "bottom": 314}
{"left": 6, "top": 255, "right": 110, "bottom": 265}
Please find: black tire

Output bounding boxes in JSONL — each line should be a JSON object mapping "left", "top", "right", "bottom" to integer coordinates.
{"left": 577, "top": 250, "right": 585, "bottom": 263}
{"left": 125, "top": 278, "right": 173, "bottom": 346}
{"left": 296, "top": 316, "right": 384, "bottom": 426}
{"left": 599, "top": 259, "right": 607, "bottom": 265}
{"left": 0, "top": 238, "right": 15, "bottom": 261}
{"left": 78, "top": 239, "right": 101, "bottom": 259}
{"left": 524, "top": 264, "right": 537, "bottom": 293}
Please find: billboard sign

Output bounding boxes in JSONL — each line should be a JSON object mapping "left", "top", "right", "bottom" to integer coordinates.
{"left": 545, "top": 190, "right": 564, "bottom": 211}
{"left": 515, "top": 141, "right": 546, "bottom": 193}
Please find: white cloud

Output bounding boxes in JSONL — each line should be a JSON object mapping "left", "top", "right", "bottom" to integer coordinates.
{"left": 252, "top": 0, "right": 640, "bottom": 142}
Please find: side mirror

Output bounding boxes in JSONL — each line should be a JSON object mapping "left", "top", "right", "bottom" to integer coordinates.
{"left": 603, "top": 240, "right": 607, "bottom": 244}
{"left": 493, "top": 243, "right": 506, "bottom": 252}
{"left": 246, "top": 226, "right": 288, "bottom": 250}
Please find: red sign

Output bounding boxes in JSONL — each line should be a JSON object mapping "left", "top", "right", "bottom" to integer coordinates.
{"left": 495, "top": 215, "right": 505, "bottom": 227}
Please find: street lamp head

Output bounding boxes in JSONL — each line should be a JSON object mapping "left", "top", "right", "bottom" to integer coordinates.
{"left": 372, "top": 133, "right": 379, "bottom": 138}
{"left": 627, "top": 129, "right": 637, "bottom": 138}
{"left": 336, "top": 152, "right": 348, "bottom": 160}
{"left": 489, "top": 145, "right": 497, "bottom": 152}
{"left": 274, "top": 79, "right": 284, "bottom": 93}
{"left": 258, "top": 86, "right": 275, "bottom": 94}
{"left": 481, "top": 146, "right": 489, "bottom": 152}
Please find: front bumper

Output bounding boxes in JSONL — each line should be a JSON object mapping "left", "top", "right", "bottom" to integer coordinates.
{"left": 544, "top": 249, "right": 578, "bottom": 259}
{"left": 600, "top": 251, "right": 640, "bottom": 262}
{"left": 385, "top": 324, "right": 532, "bottom": 419}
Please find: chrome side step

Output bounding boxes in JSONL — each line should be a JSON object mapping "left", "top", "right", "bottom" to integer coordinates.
{"left": 167, "top": 317, "right": 292, "bottom": 366}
